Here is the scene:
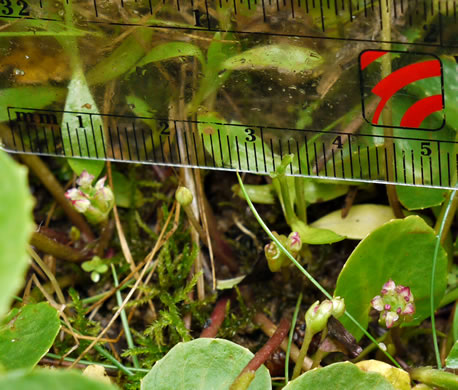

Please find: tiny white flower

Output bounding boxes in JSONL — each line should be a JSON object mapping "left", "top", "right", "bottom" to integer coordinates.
{"left": 76, "top": 170, "right": 94, "bottom": 188}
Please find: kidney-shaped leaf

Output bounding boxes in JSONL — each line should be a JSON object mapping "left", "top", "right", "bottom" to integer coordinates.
{"left": 0, "top": 302, "right": 61, "bottom": 371}
{"left": 0, "top": 369, "right": 118, "bottom": 390}
{"left": 0, "top": 151, "right": 34, "bottom": 319}
{"left": 310, "top": 204, "right": 395, "bottom": 240}
{"left": 283, "top": 362, "right": 395, "bottom": 390}
{"left": 223, "top": 45, "right": 323, "bottom": 73}
{"left": 335, "top": 216, "right": 448, "bottom": 340}
{"left": 141, "top": 338, "right": 271, "bottom": 390}
{"left": 356, "top": 360, "right": 410, "bottom": 390}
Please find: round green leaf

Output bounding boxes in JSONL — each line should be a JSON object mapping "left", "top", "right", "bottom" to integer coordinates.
{"left": 0, "top": 302, "right": 61, "bottom": 370}
{"left": 283, "top": 362, "right": 395, "bottom": 390}
{"left": 0, "top": 151, "right": 34, "bottom": 318}
{"left": 310, "top": 204, "right": 395, "bottom": 240}
{"left": 0, "top": 369, "right": 118, "bottom": 390}
{"left": 223, "top": 45, "right": 323, "bottom": 73}
{"left": 335, "top": 215, "right": 448, "bottom": 340}
{"left": 396, "top": 186, "right": 448, "bottom": 210}
{"left": 141, "top": 338, "right": 271, "bottom": 390}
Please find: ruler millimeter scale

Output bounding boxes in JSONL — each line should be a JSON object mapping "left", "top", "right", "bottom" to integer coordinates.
{"left": 0, "top": 0, "right": 456, "bottom": 189}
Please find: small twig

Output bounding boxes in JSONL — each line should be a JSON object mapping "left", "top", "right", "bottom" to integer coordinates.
{"left": 19, "top": 154, "right": 95, "bottom": 241}
{"left": 341, "top": 186, "right": 358, "bottom": 218}
{"left": 30, "top": 231, "right": 88, "bottom": 263}
{"left": 200, "top": 296, "right": 230, "bottom": 338}
{"left": 106, "top": 162, "right": 137, "bottom": 275}
{"left": 231, "top": 318, "right": 290, "bottom": 390}
{"left": 254, "top": 313, "right": 313, "bottom": 371}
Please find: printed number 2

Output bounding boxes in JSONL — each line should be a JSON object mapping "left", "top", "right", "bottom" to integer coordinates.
{"left": 245, "top": 128, "right": 256, "bottom": 142}
{"left": 160, "top": 121, "right": 170, "bottom": 135}
{"left": 1, "top": 0, "right": 30, "bottom": 16}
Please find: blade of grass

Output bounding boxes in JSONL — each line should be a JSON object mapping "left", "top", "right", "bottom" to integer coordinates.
{"left": 236, "top": 172, "right": 401, "bottom": 368}
{"left": 285, "top": 292, "right": 302, "bottom": 385}
{"left": 431, "top": 187, "right": 457, "bottom": 369}
{"left": 112, "top": 265, "right": 140, "bottom": 369}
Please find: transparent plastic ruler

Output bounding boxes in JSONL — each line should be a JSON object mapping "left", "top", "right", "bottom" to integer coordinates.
{"left": 0, "top": 0, "right": 456, "bottom": 189}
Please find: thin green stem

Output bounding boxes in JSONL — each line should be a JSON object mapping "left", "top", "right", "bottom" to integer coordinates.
{"left": 45, "top": 352, "right": 148, "bottom": 374}
{"left": 431, "top": 187, "right": 457, "bottom": 369}
{"left": 295, "top": 177, "right": 307, "bottom": 223}
{"left": 278, "top": 175, "right": 296, "bottom": 226}
{"left": 292, "top": 330, "right": 313, "bottom": 379}
{"left": 380, "top": 0, "right": 403, "bottom": 218}
{"left": 434, "top": 190, "right": 458, "bottom": 245}
{"left": 112, "top": 265, "right": 140, "bottom": 369}
{"left": 285, "top": 292, "right": 303, "bottom": 385}
{"left": 410, "top": 367, "right": 458, "bottom": 389}
{"left": 352, "top": 332, "right": 389, "bottom": 363}
{"left": 236, "top": 172, "right": 401, "bottom": 369}
{"left": 94, "top": 345, "right": 135, "bottom": 376}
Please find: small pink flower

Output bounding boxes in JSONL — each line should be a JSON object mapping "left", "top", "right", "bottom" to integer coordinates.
{"left": 371, "top": 296, "right": 384, "bottom": 311}
{"left": 94, "top": 176, "right": 107, "bottom": 191}
{"left": 381, "top": 279, "right": 396, "bottom": 295}
{"left": 65, "top": 189, "right": 90, "bottom": 212}
{"left": 66, "top": 171, "right": 114, "bottom": 224}
{"left": 371, "top": 279, "right": 416, "bottom": 329}
{"left": 76, "top": 170, "right": 94, "bottom": 188}
{"left": 287, "top": 232, "right": 302, "bottom": 252}
{"left": 385, "top": 312, "right": 399, "bottom": 328}
{"left": 402, "top": 303, "right": 415, "bottom": 315}
{"left": 397, "top": 286, "right": 413, "bottom": 302}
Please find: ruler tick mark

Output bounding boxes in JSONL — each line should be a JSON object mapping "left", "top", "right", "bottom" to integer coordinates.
{"left": 124, "top": 128, "right": 132, "bottom": 161}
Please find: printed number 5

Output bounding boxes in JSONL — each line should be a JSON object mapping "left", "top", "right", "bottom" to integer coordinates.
{"left": 420, "top": 142, "right": 432, "bottom": 157}
{"left": 245, "top": 128, "right": 256, "bottom": 142}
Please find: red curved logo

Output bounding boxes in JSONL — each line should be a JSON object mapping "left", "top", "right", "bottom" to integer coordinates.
{"left": 359, "top": 50, "right": 445, "bottom": 131}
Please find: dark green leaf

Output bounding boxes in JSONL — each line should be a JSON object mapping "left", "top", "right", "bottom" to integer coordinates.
{"left": 0, "top": 369, "right": 118, "bottom": 390}
{"left": 141, "top": 338, "right": 271, "bottom": 390}
{"left": 283, "top": 362, "right": 394, "bottom": 390}
{"left": 0, "top": 151, "right": 34, "bottom": 318}
{"left": 335, "top": 216, "right": 448, "bottom": 340}
{"left": 0, "top": 303, "right": 60, "bottom": 370}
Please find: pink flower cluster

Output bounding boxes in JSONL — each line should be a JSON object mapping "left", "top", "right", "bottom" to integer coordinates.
{"left": 371, "top": 279, "right": 415, "bottom": 329}
{"left": 65, "top": 170, "right": 114, "bottom": 224}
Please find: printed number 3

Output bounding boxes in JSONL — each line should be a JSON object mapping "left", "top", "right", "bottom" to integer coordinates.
{"left": 1, "top": 0, "right": 30, "bottom": 16}
{"left": 245, "top": 128, "right": 256, "bottom": 142}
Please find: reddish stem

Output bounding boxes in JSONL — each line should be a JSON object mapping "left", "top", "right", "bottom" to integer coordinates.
{"left": 230, "top": 317, "right": 290, "bottom": 390}
{"left": 244, "top": 318, "right": 290, "bottom": 373}
{"left": 200, "top": 296, "right": 230, "bottom": 338}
